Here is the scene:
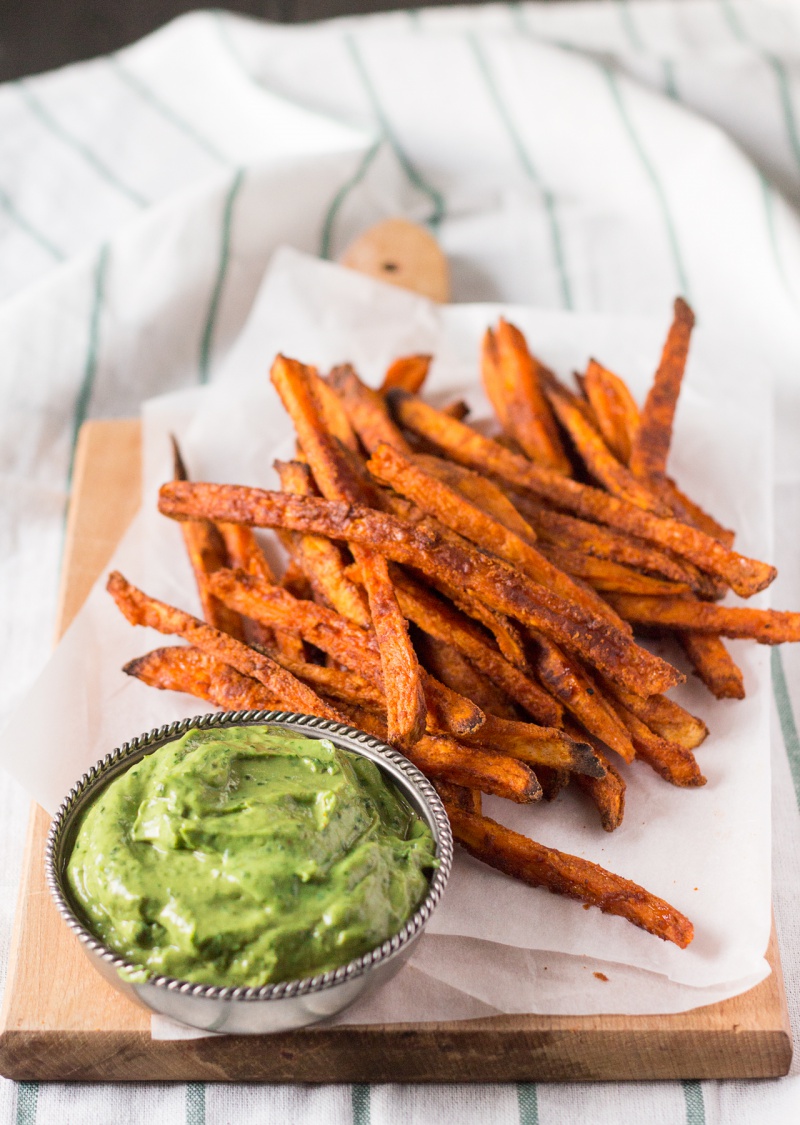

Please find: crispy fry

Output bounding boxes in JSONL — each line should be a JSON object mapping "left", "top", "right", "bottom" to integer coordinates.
{"left": 614, "top": 701, "right": 706, "bottom": 787}
{"left": 345, "top": 706, "right": 541, "bottom": 803}
{"left": 107, "top": 571, "right": 346, "bottom": 723}
{"left": 461, "top": 713, "right": 606, "bottom": 777}
{"left": 679, "top": 631, "right": 745, "bottom": 700}
{"left": 441, "top": 399, "right": 470, "bottom": 421}
{"left": 515, "top": 499, "right": 704, "bottom": 588}
{"left": 124, "top": 645, "right": 280, "bottom": 711}
{"left": 207, "top": 568, "right": 485, "bottom": 738}
{"left": 653, "top": 476, "right": 735, "bottom": 546}
{"left": 607, "top": 594, "right": 800, "bottom": 643}
{"left": 327, "top": 364, "right": 413, "bottom": 455}
{"left": 433, "top": 781, "right": 482, "bottom": 815}
{"left": 445, "top": 806, "right": 693, "bottom": 946}
{"left": 415, "top": 632, "right": 520, "bottom": 720}
{"left": 307, "top": 368, "right": 361, "bottom": 453}
{"left": 272, "top": 354, "right": 426, "bottom": 745}
{"left": 531, "top": 636, "right": 635, "bottom": 762}
{"left": 417, "top": 454, "right": 538, "bottom": 543}
{"left": 601, "top": 683, "right": 708, "bottom": 751}
{"left": 381, "top": 353, "right": 431, "bottom": 395}
{"left": 159, "top": 481, "right": 684, "bottom": 697}
{"left": 545, "top": 384, "right": 670, "bottom": 515}
{"left": 583, "top": 359, "right": 640, "bottom": 465}
{"left": 629, "top": 298, "right": 694, "bottom": 479}
{"left": 536, "top": 543, "right": 691, "bottom": 596}
{"left": 571, "top": 742, "right": 626, "bottom": 832}
{"left": 482, "top": 320, "right": 571, "bottom": 472}
{"left": 389, "top": 391, "right": 775, "bottom": 598}
{"left": 536, "top": 767, "right": 571, "bottom": 801}
{"left": 275, "top": 459, "right": 371, "bottom": 626}
{"left": 368, "top": 442, "right": 629, "bottom": 632}
{"left": 391, "top": 569, "right": 563, "bottom": 726}
{"left": 216, "top": 521, "right": 306, "bottom": 660}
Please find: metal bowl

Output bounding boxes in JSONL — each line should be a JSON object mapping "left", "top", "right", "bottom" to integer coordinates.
{"left": 46, "top": 710, "right": 453, "bottom": 1035}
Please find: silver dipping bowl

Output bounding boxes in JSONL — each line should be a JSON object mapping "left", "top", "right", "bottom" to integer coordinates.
{"left": 46, "top": 710, "right": 453, "bottom": 1035}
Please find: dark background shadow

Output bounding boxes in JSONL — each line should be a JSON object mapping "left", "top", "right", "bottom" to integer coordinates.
{"left": 0, "top": 1, "right": 488, "bottom": 81}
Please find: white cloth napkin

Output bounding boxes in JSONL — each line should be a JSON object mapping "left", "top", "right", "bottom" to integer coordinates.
{"left": 3, "top": 2, "right": 800, "bottom": 1121}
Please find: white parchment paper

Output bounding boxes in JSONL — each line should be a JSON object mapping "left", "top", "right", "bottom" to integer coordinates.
{"left": 0, "top": 249, "right": 773, "bottom": 1024}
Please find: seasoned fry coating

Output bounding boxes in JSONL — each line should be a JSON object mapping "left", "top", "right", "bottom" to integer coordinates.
{"left": 614, "top": 701, "right": 706, "bottom": 787}
{"left": 572, "top": 743, "right": 626, "bottom": 832}
{"left": 107, "top": 571, "right": 346, "bottom": 723}
{"left": 417, "top": 454, "right": 538, "bottom": 542}
{"left": 433, "top": 781, "right": 482, "bottom": 816}
{"left": 536, "top": 543, "right": 691, "bottom": 596}
{"left": 368, "top": 442, "right": 628, "bottom": 630}
{"left": 272, "top": 354, "right": 426, "bottom": 746}
{"left": 445, "top": 806, "right": 693, "bottom": 947}
{"left": 629, "top": 297, "right": 694, "bottom": 479}
{"left": 482, "top": 320, "right": 571, "bottom": 472}
{"left": 327, "top": 364, "right": 413, "bottom": 455}
{"left": 124, "top": 646, "right": 280, "bottom": 712}
{"left": 159, "top": 480, "right": 684, "bottom": 696}
{"left": 679, "top": 632, "right": 745, "bottom": 700}
{"left": 602, "top": 683, "right": 708, "bottom": 751}
{"left": 545, "top": 384, "right": 670, "bottom": 515}
{"left": 583, "top": 359, "right": 641, "bottom": 466}
{"left": 389, "top": 392, "right": 775, "bottom": 597}
{"left": 344, "top": 706, "right": 541, "bottom": 804}
{"left": 415, "top": 632, "right": 520, "bottom": 721}
{"left": 607, "top": 595, "right": 800, "bottom": 643}
{"left": 275, "top": 459, "right": 371, "bottom": 626}
{"left": 531, "top": 636, "right": 635, "bottom": 762}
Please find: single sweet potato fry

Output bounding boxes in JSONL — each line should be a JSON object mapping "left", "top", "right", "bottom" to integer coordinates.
{"left": 602, "top": 682, "right": 708, "bottom": 751}
{"left": 381, "top": 353, "right": 432, "bottom": 395}
{"left": 571, "top": 742, "right": 626, "bottom": 832}
{"left": 272, "top": 354, "right": 426, "bottom": 746}
{"left": 327, "top": 364, "right": 413, "bottom": 455}
{"left": 461, "top": 713, "right": 606, "bottom": 777}
{"left": 107, "top": 571, "right": 346, "bottom": 723}
{"left": 583, "top": 359, "right": 641, "bottom": 466}
{"left": 388, "top": 392, "right": 775, "bottom": 597}
{"left": 445, "top": 806, "right": 693, "bottom": 947}
{"left": 536, "top": 543, "right": 691, "bottom": 596}
{"left": 159, "top": 481, "right": 684, "bottom": 697}
{"left": 607, "top": 595, "right": 800, "bottom": 643}
{"left": 629, "top": 298, "right": 694, "bottom": 479}
{"left": 545, "top": 384, "right": 671, "bottom": 515}
{"left": 530, "top": 636, "right": 635, "bottom": 762}
{"left": 124, "top": 646, "right": 280, "bottom": 712}
{"left": 483, "top": 320, "right": 571, "bottom": 472}
{"left": 614, "top": 700, "right": 706, "bottom": 787}
{"left": 346, "top": 706, "right": 541, "bottom": 803}
{"left": 679, "top": 631, "right": 745, "bottom": 700}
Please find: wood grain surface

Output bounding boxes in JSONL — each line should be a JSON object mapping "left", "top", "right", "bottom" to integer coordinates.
{"left": 0, "top": 417, "right": 792, "bottom": 1081}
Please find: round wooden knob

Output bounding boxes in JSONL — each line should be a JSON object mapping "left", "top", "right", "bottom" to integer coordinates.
{"left": 340, "top": 218, "right": 450, "bottom": 303}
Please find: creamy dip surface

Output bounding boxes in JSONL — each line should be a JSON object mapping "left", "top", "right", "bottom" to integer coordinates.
{"left": 67, "top": 725, "right": 437, "bottom": 987}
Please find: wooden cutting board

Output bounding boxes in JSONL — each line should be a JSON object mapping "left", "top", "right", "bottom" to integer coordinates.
{"left": 0, "top": 417, "right": 792, "bottom": 1082}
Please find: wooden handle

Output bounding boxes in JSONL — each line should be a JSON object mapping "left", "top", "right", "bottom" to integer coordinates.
{"left": 340, "top": 218, "right": 450, "bottom": 303}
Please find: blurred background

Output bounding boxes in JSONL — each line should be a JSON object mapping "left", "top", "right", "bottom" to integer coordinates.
{"left": 0, "top": 1, "right": 480, "bottom": 81}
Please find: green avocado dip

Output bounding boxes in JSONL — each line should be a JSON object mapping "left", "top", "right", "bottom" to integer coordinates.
{"left": 66, "top": 725, "right": 437, "bottom": 988}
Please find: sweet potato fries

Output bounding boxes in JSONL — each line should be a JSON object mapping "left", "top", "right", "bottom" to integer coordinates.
{"left": 109, "top": 300, "right": 796, "bottom": 951}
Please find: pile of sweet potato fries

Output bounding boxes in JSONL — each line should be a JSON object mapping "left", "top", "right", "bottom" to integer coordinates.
{"left": 108, "top": 298, "right": 799, "bottom": 950}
